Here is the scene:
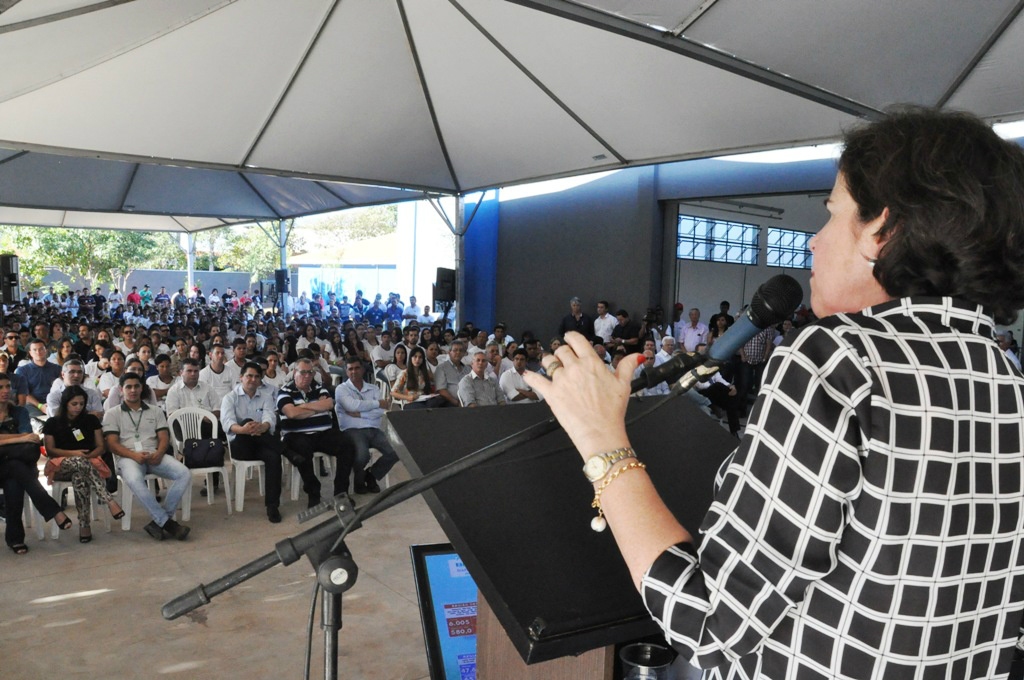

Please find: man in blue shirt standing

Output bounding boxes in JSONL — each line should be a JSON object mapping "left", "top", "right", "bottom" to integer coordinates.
{"left": 15, "top": 339, "right": 61, "bottom": 418}
{"left": 364, "top": 299, "right": 386, "bottom": 327}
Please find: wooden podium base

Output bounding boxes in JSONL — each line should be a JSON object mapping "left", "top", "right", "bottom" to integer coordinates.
{"left": 476, "top": 590, "right": 614, "bottom": 680}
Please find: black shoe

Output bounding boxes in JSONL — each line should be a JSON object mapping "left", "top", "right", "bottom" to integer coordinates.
{"left": 144, "top": 520, "right": 165, "bottom": 540}
{"left": 200, "top": 487, "right": 208, "bottom": 498}
{"left": 353, "top": 483, "right": 368, "bottom": 494}
{"left": 161, "top": 519, "right": 191, "bottom": 541}
{"left": 364, "top": 472, "right": 381, "bottom": 494}
{"left": 307, "top": 495, "right": 321, "bottom": 509}
{"left": 267, "top": 506, "right": 282, "bottom": 523}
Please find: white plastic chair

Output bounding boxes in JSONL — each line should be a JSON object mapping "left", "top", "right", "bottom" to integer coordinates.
{"left": 49, "top": 479, "right": 111, "bottom": 539}
{"left": 229, "top": 437, "right": 265, "bottom": 512}
{"left": 289, "top": 451, "right": 335, "bottom": 501}
{"left": 23, "top": 494, "right": 45, "bottom": 541}
{"left": 119, "top": 473, "right": 164, "bottom": 531}
{"left": 167, "top": 407, "right": 232, "bottom": 520}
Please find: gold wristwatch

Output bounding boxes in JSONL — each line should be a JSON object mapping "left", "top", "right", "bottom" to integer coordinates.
{"left": 583, "top": 447, "right": 636, "bottom": 483}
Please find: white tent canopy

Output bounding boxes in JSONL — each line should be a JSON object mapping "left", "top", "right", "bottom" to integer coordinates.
{"left": 4, "top": 0, "right": 1021, "bottom": 199}
{"left": 0, "top": 0, "right": 1022, "bottom": 219}
{"left": 0, "top": 146, "right": 427, "bottom": 232}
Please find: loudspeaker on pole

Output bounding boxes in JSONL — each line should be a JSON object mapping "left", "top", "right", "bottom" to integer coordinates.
{"left": 0, "top": 254, "right": 20, "bottom": 305}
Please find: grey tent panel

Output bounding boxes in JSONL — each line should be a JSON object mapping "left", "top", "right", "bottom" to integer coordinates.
{"left": 679, "top": 0, "right": 1020, "bottom": 109}
{"left": 319, "top": 182, "right": 423, "bottom": 206}
{"left": 242, "top": 172, "right": 349, "bottom": 216}
{"left": 0, "top": 149, "right": 134, "bottom": 210}
{"left": 124, "top": 164, "right": 286, "bottom": 219}
{"left": 947, "top": 10, "right": 1024, "bottom": 118}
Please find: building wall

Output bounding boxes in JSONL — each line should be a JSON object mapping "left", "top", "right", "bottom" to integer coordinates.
{"left": 670, "top": 193, "right": 829, "bottom": 320}
{"left": 495, "top": 167, "right": 661, "bottom": 342}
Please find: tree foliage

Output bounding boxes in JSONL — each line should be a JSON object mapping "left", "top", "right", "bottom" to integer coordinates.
{"left": 218, "top": 222, "right": 305, "bottom": 284}
{"left": 301, "top": 205, "right": 397, "bottom": 243}
{"left": 0, "top": 225, "right": 161, "bottom": 290}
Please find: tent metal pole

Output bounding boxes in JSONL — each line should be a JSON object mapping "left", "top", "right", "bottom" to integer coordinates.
{"left": 185, "top": 233, "right": 196, "bottom": 295}
{"left": 455, "top": 195, "right": 466, "bottom": 330}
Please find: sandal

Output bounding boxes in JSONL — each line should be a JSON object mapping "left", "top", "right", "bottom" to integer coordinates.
{"left": 55, "top": 513, "right": 73, "bottom": 531}
{"left": 79, "top": 529, "right": 92, "bottom": 544}
{"left": 9, "top": 543, "right": 28, "bottom": 555}
{"left": 108, "top": 501, "right": 125, "bottom": 520}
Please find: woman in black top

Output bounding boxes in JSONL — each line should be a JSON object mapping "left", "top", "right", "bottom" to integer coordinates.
{"left": 42, "top": 386, "right": 123, "bottom": 543}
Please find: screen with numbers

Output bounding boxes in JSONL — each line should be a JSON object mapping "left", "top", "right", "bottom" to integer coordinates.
{"left": 411, "top": 543, "right": 479, "bottom": 680}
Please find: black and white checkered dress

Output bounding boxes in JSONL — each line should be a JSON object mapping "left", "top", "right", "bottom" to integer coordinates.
{"left": 642, "top": 298, "right": 1024, "bottom": 679}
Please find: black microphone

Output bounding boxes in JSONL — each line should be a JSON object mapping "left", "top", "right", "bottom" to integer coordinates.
{"left": 631, "top": 274, "right": 804, "bottom": 393}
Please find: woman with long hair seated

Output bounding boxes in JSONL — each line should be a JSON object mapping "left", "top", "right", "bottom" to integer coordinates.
{"left": 42, "top": 385, "right": 124, "bottom": 543}
{"left": 383, "top": 343, "right": 408, "bottom": 385}
{"left": 392, "top": 346, "right": 443, "bottom": 409}
{"left": 50, "top": 338, "right": 75, "bottom": 367}
{"left": 0, "top": 374, "right": 72, "bottom": 554}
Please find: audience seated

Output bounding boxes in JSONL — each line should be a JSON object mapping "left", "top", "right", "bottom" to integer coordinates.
{"left": 42, "top": 385, "right": 124, "bottom": 542}
{"left": 103, "top": 372, "right": 191, "bottom": 541}
{"left": 335, "top": 357, "right": 398, "bottom": 494}
{"left": 276, "top": 357, "right": 353, "bottom": 508}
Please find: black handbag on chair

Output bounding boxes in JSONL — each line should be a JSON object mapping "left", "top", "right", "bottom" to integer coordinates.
{"left": 182, "top": 438, "right": 226, "bottom": 469}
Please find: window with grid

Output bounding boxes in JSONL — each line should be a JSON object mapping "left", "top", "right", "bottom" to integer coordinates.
{"left": 766, "top": 227, "right": 813, "bottom": 269}
{"left": 676, "top": 213, "right": 760, "bottom": 265}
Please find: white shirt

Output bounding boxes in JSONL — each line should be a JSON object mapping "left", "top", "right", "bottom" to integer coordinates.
{"left": 371, "top": 344, "right": 395, "bottom": 366}
{"left": 499, "top": 369, "right": 542, "bottom": 404}
{"left": 677, "top": 322, "right": 709, "bottom": 353}
{"left": 165, "top": 380, "right": 218, "bottom": 414}
{"left": 594, "top": 313, "right": 618, "bottom": 343}
{"left": 146, "top": 374, "right": 175, "bottom": 402}
{"left": 404, "top": 304, "right": 421, "bottom": 319}
{"left": 417, "top": 313, "right": 435, "bottom": 324}
{"left": 199, "top": 364, "right": 237, "bottom": 405}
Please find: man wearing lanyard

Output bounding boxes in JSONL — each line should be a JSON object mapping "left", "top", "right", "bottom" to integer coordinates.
{"left": 103, "top": 373, "right": 191, "bottom": 541}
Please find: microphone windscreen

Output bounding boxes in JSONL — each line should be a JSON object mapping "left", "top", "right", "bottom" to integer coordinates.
{"left": 748, "top": 274, "right": 804, "bottom": 328}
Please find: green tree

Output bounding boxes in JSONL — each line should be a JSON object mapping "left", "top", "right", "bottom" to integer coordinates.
{"left": 0, "top": 225, "right": 160, "bottom": 290}
{"left": 301, "top": 205, "right": 397, "bottom": 243}
{"left": 219, "top": 222, "right": 304, "bottom": 284}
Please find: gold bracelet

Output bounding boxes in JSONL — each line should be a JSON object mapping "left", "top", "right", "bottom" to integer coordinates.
{"left": 590, "top": 460, "right": 646, "bottom": 532}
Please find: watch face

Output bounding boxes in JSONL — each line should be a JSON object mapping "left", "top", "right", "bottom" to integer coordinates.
{"left": 584, "top": 456, "right": 607, "bottom": 479}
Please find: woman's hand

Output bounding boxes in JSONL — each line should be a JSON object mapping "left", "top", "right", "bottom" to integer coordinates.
{"left": 523, "top": 332, "right": 642, "bottom": 460}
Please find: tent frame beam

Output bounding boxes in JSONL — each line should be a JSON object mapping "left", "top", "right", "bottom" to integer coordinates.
{"left": 0, "top": 0, "right": 136, "bottom": 36}
{"left": 397, "top": 0, "right": 462, "bottom": 192}
{"left": 448, "top": 0, "right": 626, "bottom": 164}
{"left": 507, "top": 0, "right": 884, "bottom": 120}
{"left": 935, "top": 0, "right": 1024, "bottom": 108}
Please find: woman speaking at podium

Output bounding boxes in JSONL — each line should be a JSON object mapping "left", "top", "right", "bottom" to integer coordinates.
{"left": 525, "top": 108, "right": 1024, "bottom": 679}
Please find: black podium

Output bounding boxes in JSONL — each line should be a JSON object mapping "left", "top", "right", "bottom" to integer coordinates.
{"left": 384, "top": 396, "right": 738, "bottom": 666}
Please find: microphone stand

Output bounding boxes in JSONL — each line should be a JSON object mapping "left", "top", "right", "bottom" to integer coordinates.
{"left": 162, "top": 365, "right": 719, "bottom": 679}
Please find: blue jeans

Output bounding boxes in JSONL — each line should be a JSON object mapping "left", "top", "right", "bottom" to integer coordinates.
{"left": 343, "top": 428, "right": 398, "bottom": 486}
{"left": 116, "top": 455, "right": 191, "bottom": 526}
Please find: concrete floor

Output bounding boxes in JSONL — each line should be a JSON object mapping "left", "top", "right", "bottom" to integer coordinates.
{"left": 0, "top": 463, "right": 450, "bottom": 680}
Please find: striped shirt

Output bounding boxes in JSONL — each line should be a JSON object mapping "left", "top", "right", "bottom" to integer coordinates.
{"left": 276, "top": 379, "right": 334, "bottom": 435}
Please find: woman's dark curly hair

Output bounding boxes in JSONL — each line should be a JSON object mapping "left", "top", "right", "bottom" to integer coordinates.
{"left": 839, "top": 106, "right": 1024, "bottom": 325}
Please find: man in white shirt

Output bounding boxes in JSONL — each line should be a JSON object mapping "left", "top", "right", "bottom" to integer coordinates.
{"left": 998, "top": 333, "right": 1022, "bottom": 370}
{"left": 402, "top": 295, "right": 421, "bottom": 327}
{"left": 166, "top": 359, "right": 219, "bottom": 416}
{"left": 593, "top": 300, "right": 618, "bottom": 345}
{"left": 499, "top": 349, "right": 542, "bottom": 404}
{"left": 46, "top": 359, "right": 105, "bottom": 418}
{"left": 677, "top": 308, "right": 709, "bottom": 353}
{"left": 335, "top": 357, "right": 398, "bottom": 493}
{"left": 199, "top": 344, "right": 237, "bottom": 406}
{"left": 485, "top": 342, "right": 514, "bottom": 380}
{"left": 655, "top": 336, "right": 676, "bottom": 366}
{"left": 370, "top": 334, "right": 396, "bottom": 379}
{"left": 417, "top": 305, "right": 435, "bottom": 325}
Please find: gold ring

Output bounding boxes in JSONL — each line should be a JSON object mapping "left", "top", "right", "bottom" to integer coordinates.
{"left": 546, "top": 360, "right": 563, "bottom": 378}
